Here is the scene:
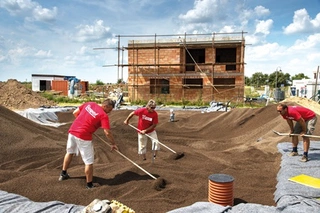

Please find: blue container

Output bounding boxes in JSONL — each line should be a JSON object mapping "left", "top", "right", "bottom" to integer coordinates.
{"left": 290, "top": 87, "right": 296, "bottom": 96}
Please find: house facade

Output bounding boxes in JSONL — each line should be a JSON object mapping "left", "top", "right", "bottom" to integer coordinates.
{"left": 125, "top": 33, "right": 246, "bottom": 103}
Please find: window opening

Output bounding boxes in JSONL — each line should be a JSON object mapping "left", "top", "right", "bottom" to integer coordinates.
{"left": 150, "top": 79, "right": 170, "bottom": 94}
{"left": 185, "top": 49, "right": 205, "bottom": 71}
{"left": 216, "top": 48, "right": 236, "bottom": 71}
{"left": 214, "top": 78, "right": 235, "bottom": 89}
{"left": 183, "top": 78, "right": 203, "bottom": 89}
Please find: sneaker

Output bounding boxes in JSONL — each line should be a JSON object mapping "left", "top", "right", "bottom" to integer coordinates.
{"left": 58, "top": 173, "right": 70, "bottom": 181}
{"left": 300, "top": 155, "right": 309, "bottom": 162}
{"left": 86, "top": 185, "right": 95, "bottom": 189}
{"left": 86, "top": 183, "right": 100, "bottom": 189}
{"left": 288, "top": 151, "right": 298, "bottom": 157}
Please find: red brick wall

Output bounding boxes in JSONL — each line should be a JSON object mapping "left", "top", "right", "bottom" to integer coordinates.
{"left": 127, "top": 42, "right": 245, "bottom": 103}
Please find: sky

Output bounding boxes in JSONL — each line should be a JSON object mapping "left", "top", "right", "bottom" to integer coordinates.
{"left": 0, "top": 0, "right": 320, "bottom": 84}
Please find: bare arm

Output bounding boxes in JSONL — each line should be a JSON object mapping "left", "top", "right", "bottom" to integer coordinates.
{"left": 103, "top": 129, "right": 118, "bottom": 150}
{"left": 286, "top": 119, "right": 294, "bottom": 133}
{"left": 124, "top": 111, "right": 135, "bottom": 125}
{"left": 73, "top": 108, "right": 80, "bottom": 118}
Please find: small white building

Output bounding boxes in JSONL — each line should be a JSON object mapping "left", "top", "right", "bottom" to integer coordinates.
{"left": 291, "top": 79, "right": 320, "bottom": 100}
{"left": 31, "top": 74, "right": 87, "bottom": 98}
{"left": 31, "top": 74, "right": 66, "bottom": 91}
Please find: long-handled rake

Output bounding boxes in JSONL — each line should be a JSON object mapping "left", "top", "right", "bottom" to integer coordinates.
{"left": 273, "top": 130, "right": 320, "bottom": 139}
{"left": 94, "top": 133, "right": 166, "bottom": 190}
{"left": 128, "top": 124, "right": 184, "bottom": 160}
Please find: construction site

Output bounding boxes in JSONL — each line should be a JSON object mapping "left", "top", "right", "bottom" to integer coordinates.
{"left": 101, "top": 32, "right": 246, "bottom": 104}
{"left": 1, "top": 79, "right": 320, "bottom": 212}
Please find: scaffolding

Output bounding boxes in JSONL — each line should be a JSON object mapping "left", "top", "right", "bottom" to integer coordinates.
{"left": 95, "top": 32, "right": 247, "bottom": 103}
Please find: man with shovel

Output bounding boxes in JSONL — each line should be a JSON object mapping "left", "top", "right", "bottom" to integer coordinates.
{"left": 277, "top": 103, "right": 317, "bottom": 162}
{"left": 59, "top": 99, "right": 118, "bottom": 189}
{"left": 124, "top": 99, "right": 160, "bottom": 161}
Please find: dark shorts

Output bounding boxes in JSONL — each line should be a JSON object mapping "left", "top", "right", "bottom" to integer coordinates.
{"left": 293, "top": 116, "right": 317, "bottom": 135}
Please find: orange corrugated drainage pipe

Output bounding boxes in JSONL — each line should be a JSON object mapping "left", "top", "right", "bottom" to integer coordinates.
{"left": 208, "top": 174, "right": 234, "bottom": 206}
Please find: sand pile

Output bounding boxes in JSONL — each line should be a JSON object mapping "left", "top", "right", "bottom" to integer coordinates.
{"left": 0, "top": 79, "right": 320, "bottom": 212}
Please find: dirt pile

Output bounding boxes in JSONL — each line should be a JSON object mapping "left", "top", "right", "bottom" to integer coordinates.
{"left": 0, "top": 104, "right": 283, "bottom": 213}
{"left": 1, "top": 80, "right": 320, "bottom": 213}
{"left": 0, "top": 79, "right": 56, "bottom": 110}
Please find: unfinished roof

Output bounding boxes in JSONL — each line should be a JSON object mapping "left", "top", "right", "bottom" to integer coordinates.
{"left": 125, "top": 32, "right": 246, "bottom": 47}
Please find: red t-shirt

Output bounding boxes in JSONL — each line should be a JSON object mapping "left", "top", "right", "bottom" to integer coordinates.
{"left": 134, "top": 107, "right": 158, "bottom": 134}
{"left": 69, "top": 102, "right": 110, "bottom": 140}
{"left": 281, "top": 106, "right": 315, "bottom": 121}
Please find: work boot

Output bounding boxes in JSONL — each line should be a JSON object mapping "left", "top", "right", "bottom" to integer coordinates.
{"left": 288, "top": 151, "right": 298, "bottom": 157}
{"left": 300, "top": 155, "right": 309, "bottom": 162}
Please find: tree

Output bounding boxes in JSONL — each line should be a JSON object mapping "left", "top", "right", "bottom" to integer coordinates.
{"left": 268, "top": 71, "right": 291, "bottom": 88}
{"left": 117, "top": 78, "right": 124, "bottom": 84}
{"left": 245, "top": 76, "right": 252, "bottom": 86}
{"left": 251, "top": 72, "right": 269, "bottom": 87}
{"left": 96, "top": 80, "right": 104, "bottom": 85}
{"left": 292, "top": 73, "right": 310, "bottom": 80}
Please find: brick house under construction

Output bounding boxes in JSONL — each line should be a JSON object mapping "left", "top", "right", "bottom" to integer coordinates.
{"left": 125, "top": 32, "right": 246, "bottom": 103}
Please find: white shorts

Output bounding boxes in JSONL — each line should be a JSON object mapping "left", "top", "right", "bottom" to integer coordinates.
{"left": 138, "top": 130, "right": 160, "bottom": 155}
{"left": 67, "top": 133, "right": 94, "bottom": 165}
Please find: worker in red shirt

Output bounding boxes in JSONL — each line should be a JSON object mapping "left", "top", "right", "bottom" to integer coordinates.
{"left": 124, "top": 99, "right": 160, "bottom": 161}
{"left": 59, "top": 99, "right": 118, "bottom": 188}
{"left": 277, "top": 103, "right": 317, "bottom": 162}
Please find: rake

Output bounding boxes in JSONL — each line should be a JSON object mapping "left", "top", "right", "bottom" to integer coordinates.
{"left": 128, "top": 124, "right": 184, "bottom": 160}
{"left": 94, "top": 133, "right": 166, "bottom": 190}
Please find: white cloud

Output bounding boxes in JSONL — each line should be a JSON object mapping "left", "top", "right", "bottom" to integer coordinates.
{"left": 284, "top": 9, "right": 320, "bottom": 34}
{"left": 77, "top": 46, "right": 88, "bottom": 55}
{"left": 1, "top": 0, "right": 319, "bottom": 83}
{"left": 35, "top": 49, "right": 52, "bottom": 58}
{"left": 245, "top": 35, "right": 320, "bottom": 78}
{"left": 244, "top": 7, "right": 320, "bottom": 78}
{"left": 237, "top": 6, "right": 270, "bottom": 29}
{"left": 32, "top": 5, "right": 57, "bottom": 22}
{"left": 178, "top": 0, "right": 228, "bottom": 23}
{"left": 306, "top": 52, "right": 320, "bottom": 61}
{"left": 105, "top": 38, "right": 118, "bottom": 46}
{"left": 177, "top": 2, "right": 272, "bottom": 36}
{"left": 0, "top": 55, "right": 6, "bottom": 62}
{"left": 7, "top": 46, "right": 32, "bottom": 64}
{"left": 246, "top": 42, "right": 284, "bottom": 62}
{"left": 255, "top": 19, "right": 273, "bottom": 35}
{"left": 0, "top": 0, "right": 57, "bottom": 23}
{"left": 74, "top": 20, "right": 112, "bottom": 42}
{"left": 0, "top": 0, "right": 36, "bottom": 15}
{"left": 289, "top": 33, "right": 320, "bottom": 50}
{"left": 8, "top": 47, "right": 30, "bottom": 56}
{"left": 219, "top": 25, "right": 236, "bottom": 33}
{"left": 254, "top": 6, "right": 270, "bottom": 17}
{"left": 245, "top": 34, "right": 260, "bottom": 45}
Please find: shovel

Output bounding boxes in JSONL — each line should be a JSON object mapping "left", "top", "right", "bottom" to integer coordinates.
{"left": 128, "top": 124, "right": 184, "bottom": 160}
{"left": 273, "top": 130, "right": 320, "bottom": 139}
